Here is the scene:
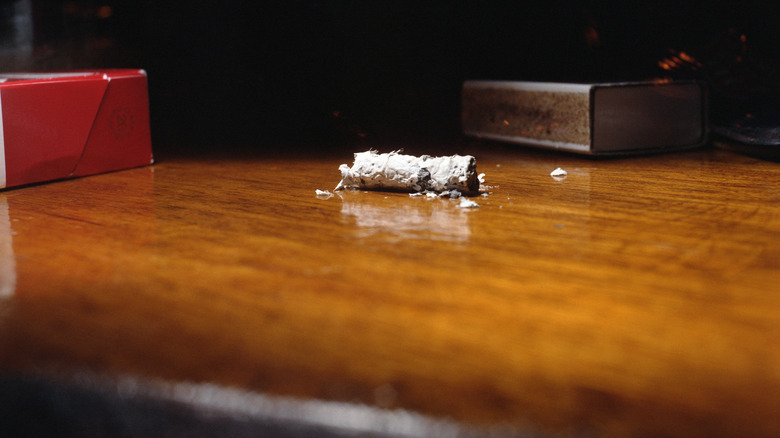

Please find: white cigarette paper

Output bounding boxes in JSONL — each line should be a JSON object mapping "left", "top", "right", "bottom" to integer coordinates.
{"left": 335, "top": 150, "right": 480, "bottom": 194}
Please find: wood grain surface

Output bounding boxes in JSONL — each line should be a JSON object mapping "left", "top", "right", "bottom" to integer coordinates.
{"left": 0, "top": 143, "right": 778, "bottom": 437}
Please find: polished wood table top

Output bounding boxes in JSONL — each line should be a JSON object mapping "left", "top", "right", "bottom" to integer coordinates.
{"left": 0, "top": 143, "right": 778, "bottom": 437}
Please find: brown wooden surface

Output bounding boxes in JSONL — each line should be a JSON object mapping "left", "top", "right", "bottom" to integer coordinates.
{"left": 0, "top": 144, "right": 779, "bottom": 437}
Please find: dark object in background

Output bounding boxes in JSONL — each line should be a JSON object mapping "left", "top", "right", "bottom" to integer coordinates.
{"left": 712, "top": 111, "right": 780, "bottom": 161}
{"left": 712, "top": 110, "right": 780, "bottom": 148}
{"left": 658, "top": 21, "right": 780, "bottom": 159}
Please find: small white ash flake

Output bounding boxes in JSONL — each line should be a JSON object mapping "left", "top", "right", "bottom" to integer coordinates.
{"left": 550, "top": 168, "right": 567, "bottom": 178}
{"left": 315, "top": 189, "right": 334, "bottom": 197}
{"left": 457, "top": 197, "right": 479, "bottom": 208}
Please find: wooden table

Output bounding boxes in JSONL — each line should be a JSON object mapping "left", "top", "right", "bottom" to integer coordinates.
{"left": 0, "top": 142, "right": 778, "bottom": 437}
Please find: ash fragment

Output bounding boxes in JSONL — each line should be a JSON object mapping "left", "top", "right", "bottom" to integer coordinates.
{"left": 410, "top": 190, "right": 462, "bottom": 199}
{"left": 550, "top": 168, "right": 567, "bottom": 178}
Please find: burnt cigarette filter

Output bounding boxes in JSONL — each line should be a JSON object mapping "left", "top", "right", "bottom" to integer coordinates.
{"left": 335, "top": 150, "right": 480, "bottom": 194}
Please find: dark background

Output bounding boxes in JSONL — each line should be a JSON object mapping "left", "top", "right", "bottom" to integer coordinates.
{"left": 3, "top": 0, "right": 779, "bottom": 155}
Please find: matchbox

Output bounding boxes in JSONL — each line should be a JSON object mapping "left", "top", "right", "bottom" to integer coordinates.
{"left": 0, "top": 69, "right": 153, "bottom": 189}
{"left": 462, "top": 80, "right": 707, "bottom": 155}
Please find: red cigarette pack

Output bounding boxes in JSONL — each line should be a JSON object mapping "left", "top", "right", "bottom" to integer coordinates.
{"left": 0, "top": 69, "right": 153, "bottom": 189}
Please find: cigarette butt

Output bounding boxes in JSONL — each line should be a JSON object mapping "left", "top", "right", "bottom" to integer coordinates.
{"left": 335, "top": 150, "right": 480, "bottom": 195}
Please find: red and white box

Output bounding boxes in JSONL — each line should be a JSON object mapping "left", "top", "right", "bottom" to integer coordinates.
{"left": 0, "top": 69, "right": 153, "bottom": 189}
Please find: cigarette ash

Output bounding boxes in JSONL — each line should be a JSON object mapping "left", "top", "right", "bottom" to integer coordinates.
{"left": 410, "top": 189, "right": 463, "bottom": 198}
{"left": 550, "top": 168, "right": 567, "bottom": 178}
{"left": 407, "top": 188, "right": 481, "bottom": 208}
{"left": 335, "top": 150, "right": 480, "bottom": 195}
